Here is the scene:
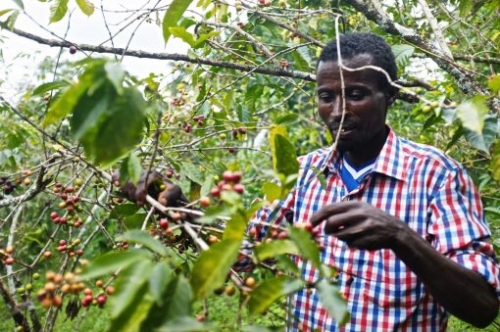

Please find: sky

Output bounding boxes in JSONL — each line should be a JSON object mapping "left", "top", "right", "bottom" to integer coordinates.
{"left": 0, "top": 0, "right": 188, "bottom": 100}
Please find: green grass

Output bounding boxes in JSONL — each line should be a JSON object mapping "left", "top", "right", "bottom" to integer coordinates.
{"left": 1, "top": 296, "right": 498, "bottom": 331}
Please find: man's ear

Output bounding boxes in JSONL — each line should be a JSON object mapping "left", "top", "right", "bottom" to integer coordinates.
{"left": 386, "top": 88, "right": 398, "bottom": 106}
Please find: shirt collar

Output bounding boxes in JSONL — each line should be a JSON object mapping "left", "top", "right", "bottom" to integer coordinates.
{"left": 372, "top": 127, "right": 407, "bottom": 181}
{"left": 325, "top": 126, "right": 407, "bottom": 182}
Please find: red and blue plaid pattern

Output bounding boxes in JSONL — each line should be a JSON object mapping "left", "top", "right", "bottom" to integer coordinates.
{"left": 253, "top": 128, "right": 500, "bottom": 331}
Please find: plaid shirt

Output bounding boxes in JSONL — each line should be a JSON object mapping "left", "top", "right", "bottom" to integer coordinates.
{"left": 253, "top": 128, "right": 500, "bottom": 331}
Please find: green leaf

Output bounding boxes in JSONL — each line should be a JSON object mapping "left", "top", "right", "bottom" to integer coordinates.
{"left": 108, "top": 280, "right": 153, "bottom": 332}
{"left": 44, "top": 65, "right": 102, "bottom": 127}
{"left": 78, "top": 249, "right": 151, "bottom": 280}
{"left": 488, "top": 75, "right": 500, "bottom": 93}
{"left": 157, "top": 317, "right": 213, "bottom": 332}
{"left": 10, "top": 0, "right": 23, "bottom": 9}
{"left": 105, "top": 62, "right": 125, "bottom": 94}
{"left": 270, "top": 126, "right": 299, "bottom": 177}
{"left": 491, "top": 143, "right": 500, "bottom": 182}
{"left": 223, "top": 212, "right": 246, "bottom": 241}
{"left": 118, "top": 230, "right": 168, "bottom": 257}
{"left": 50, "top": 0, "right": 69, "bottom": 23}
{"left": 149, "top": 261, "right": 173, "bottom": 305}
{"left": 456, "top": 96, "right": 488, "bottom": 134}
{"left": 181, "top": 162, "right": 204, "bottom": 185}
{"left": 392, "top": 44, "right": 414, "bottom": 68}
{"left": 275, "top": 113, "right": 298, "bottom": 125}
{"left": 263, "top": 181, "right": 282, "bottom": 202}
{"left": 1, "top": 10, "right": 18, "bottom": 30}
{"left": 0, "top": 9, "right": 14, "bottom": 18}
{"left": 309, "top": 166, "right": 327, "bottom": 190}
{"left": 169, "top": 27, "right": 196, "bottom": 47}
{"left": 195, "top": 206, "right": 232, "bottom": 224}
{"left": 254, "top": 239, "right": 299, "bottom": 262}
{"left": 458, "top": 0, "right": 473, "bottom": 17}
{"left": 75, "top": 0, "right": 94, "bottom": 16}
{"left": 248, "top": 277, "right": 303, "bottom": 315}
{"left": 162, "top": 0, "right": 194, "bottom": 44}
{"left": 141, "top": 276, "right": 193, "bottom": 331}
{"left": 109, "top": 260, "right": 154, "bottom": 326}
{"left": 119, "top": 153, "right": 142, "bottom": 185}
{"left": 70, "top": 82, "right": 113, "bottom": 140}
{"left": 316, "top": 280, "right": 350, "bottom": 326}
{"left": 288, "top": 227, "right": 322, "bottom": 272}
{"left": 245, "top": 83, "right": 263, "bottom": 114}
{"left": 110, "top": 203, "right": 141, "bottom": 219}
{"left": 464, "top": 115, "right": 498, "bottom": 153}
{"left": 190, "top": 239, "right": 241, "bottom": 299}
{"left": 194, "top": 31, "right": 221, "bottom": 48}
{"left": 124, "top": 213, "right": 148, "bottom": 229}
{"left": 291, "top": 49, "right": 311, "bottom": 71}
{"left": 32, "top": 80, "right": 69, "bottom": 96}
{"left": 80, "top": 87, "right": 146, "bottom": 166}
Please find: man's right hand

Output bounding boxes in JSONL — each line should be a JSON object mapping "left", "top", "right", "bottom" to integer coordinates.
{"left": 114, "top": 170, "right": 188, "bottom": 207}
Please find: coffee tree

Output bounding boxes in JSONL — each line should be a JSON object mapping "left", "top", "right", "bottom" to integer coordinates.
{"left": 1, "top": 0, "right": 500, "bottom": 331}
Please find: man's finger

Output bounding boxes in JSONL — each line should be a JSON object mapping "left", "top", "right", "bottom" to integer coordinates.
{"left": 310, "top": 201, "right": 357, "bottom": 227}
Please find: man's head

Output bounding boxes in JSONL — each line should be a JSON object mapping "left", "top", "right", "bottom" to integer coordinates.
{"left": 318, "top": 33, "right": 398, "bottom": 92}
{"left": 316, "top": 33, "right": 398, "bottom": 164}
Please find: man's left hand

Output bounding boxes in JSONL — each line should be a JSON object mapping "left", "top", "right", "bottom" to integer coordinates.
{"left": 310, "top": 201, "right": 406, "bottom": 250}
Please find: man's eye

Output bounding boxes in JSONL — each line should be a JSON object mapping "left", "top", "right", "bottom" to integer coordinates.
{"left": 349, "top": 90, "right": 365, "bottom": 100}
{"left": 319, "top": 94, "right": 333, "bottom": 102}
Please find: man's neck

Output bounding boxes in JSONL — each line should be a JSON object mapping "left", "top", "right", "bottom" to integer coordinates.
{"left": 344, "top": 126, "right": 389, "bottom": 167}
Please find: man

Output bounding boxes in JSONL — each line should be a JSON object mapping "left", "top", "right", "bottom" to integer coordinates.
{"left": 250, "top": 32, "right": 500, "bottom": 331}
{"left": 123, "top": 33, "right": 500, "bottom": 331}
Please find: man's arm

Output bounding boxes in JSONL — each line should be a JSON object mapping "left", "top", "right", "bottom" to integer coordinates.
{"left": 393, "top": 224, "right": 499, "bottom": 327}
{"left": 310, "top": 201, "right": 499, "bottom": 327}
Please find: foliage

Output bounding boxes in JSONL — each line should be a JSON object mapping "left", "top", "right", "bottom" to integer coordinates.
{"left": 1, "top": 0, "right": 500, "bottom": 331}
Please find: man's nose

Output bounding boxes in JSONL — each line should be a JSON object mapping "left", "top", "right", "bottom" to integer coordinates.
{"left": 331, "top": 97, "right": 344, "bottom": 117}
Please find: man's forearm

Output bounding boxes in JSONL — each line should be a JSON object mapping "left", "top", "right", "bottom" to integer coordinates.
{"left": 392, "top": 226, "right": 499, "bottom": 327}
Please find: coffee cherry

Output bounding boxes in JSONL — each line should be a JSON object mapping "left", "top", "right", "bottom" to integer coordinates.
{"left": 159, "top": 219, "right": 169, "bottom": 230}
{"left": 106, "top": 286, "right": 115, "bottom": 295}
{"left": 210, "top": 187, "right": 220, "bottom": 198}
{"left": 69, "top": 46, "right": 77, "bottom": 54}
{"left": 224, "top": 284, "right": 236, "bottom": 296}
{"left": 199, "top": 196, "right": 210, "bottom": 208}
{"left": 208, "top": 235, "right": 219, "bottom": 244}
{"left": 244, "top": 277, "right": 256, "bottom": 288}
{"left": 233, "top": 183, "right": 245, "bottom": 194}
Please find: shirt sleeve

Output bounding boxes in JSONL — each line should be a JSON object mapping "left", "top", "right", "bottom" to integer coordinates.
{"left": 427, "top": 165, "right": 500, "bottom": 296}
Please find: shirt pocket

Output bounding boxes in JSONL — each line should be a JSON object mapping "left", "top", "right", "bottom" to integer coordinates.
{"left": 360, "top": 249, "right": 420, "bottom": 309}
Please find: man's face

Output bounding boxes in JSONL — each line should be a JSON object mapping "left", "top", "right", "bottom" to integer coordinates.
{"left": 316, "top": 54, "right": 391, "bottom": 155}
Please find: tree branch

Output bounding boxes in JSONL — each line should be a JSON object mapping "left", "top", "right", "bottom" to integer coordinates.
{"left": 343, "top": 0, "right": 500, "bottom": 113}
{"left": 0, "top": 277, "right": 30, "bottom": 331}
{"left": 0, "top": 167, "right": 51, "bottom": 207}
{"left": 6, "top": 27, "right": 316, "bottom": 82}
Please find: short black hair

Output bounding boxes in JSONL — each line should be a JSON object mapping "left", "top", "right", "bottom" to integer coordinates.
{"left": 318, "top": 33, "right": 398, "bottom": 88}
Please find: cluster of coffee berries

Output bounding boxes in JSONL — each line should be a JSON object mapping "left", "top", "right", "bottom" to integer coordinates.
{"left": 49, "top": 211, "right": 84, "bottom": 228}
{"left": 209, "top": 171, "right": 244, "bottom": 198}
{"left": 53, "top": 182, "right": 83, "bottom": 214}
{"left": 55, "top": 239, "right": 84, "bottom": 257}
{"left": 0, "top": 246, "right": 15, "bottom": 265}
{"left": 37, "top": 272, "right": 74, "bottom": 309}
{"left": 81, "top": 280, "right": 114, "bottom": 308}
{"left": 170, "top": 97, "right": 186, "bottom": 107}
{"left": 155, "top": 217, "right": 179, "bottom": 237}
{"left": 231, "top": 127, "right": 247, "bottom": 139}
